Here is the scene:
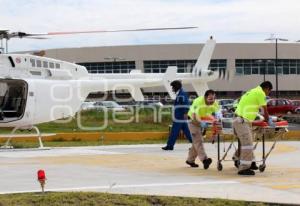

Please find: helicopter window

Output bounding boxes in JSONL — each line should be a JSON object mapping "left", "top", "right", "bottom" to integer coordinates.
{"left": 43, "top": 61, "right": 48, "bottom": 68}
{"left": 55, "top": 63, "right": 60, "bottom": 69}
{"left": 0, "top": 80, "right": 27, "bottom": 122}
{"left": 49, "top": 62, "right": 54, "bottom": 68}
{"left": 0, "top": 83, "right": 8, "bottom": 114}
{"left": 30, "top": 59, "right": 36, "bottom": 67}
{"left": 36, "top": 60, "right": 42, "bottom": 67}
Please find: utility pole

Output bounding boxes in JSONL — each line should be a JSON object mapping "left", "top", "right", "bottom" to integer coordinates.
{"left": 265, "top": 36, "right": 288, "bottom": 98}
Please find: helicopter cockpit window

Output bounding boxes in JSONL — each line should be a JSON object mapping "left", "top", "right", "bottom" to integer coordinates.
{"left": 30, "top": 59, "right": 36, "bottom": 67}
{"left": 49, "top": 62, "right": 54, "bottom": 68}
{"left": 55, "top": 63, "right": 60, "bottom": 69}
{"left": 43, "top": 61, "right": 48, "bottom": 68}
{"left": 36, "top": 60, "right": 42, "bottom": 68}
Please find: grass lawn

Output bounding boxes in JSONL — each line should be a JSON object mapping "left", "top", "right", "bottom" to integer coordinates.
{"left": 0, "top": 108, "right": 173, "bottom": 134}
{"left": 0, "top": 109, "right": 298, "bottom": 148}
{"left": 0, "top": 192, "right": 273, "bottom": 206}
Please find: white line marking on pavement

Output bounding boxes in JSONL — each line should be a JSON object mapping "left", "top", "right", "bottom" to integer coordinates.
{"left": 0, "top": 181, "right": 238, "bottom": 194}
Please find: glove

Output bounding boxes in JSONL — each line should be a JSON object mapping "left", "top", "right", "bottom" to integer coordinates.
{"left": 200, "top": 121, "right": 208, "bottom": 129}
{"left": 214, "top": 111, "right": 223, "bottom": 121}
{"left": 268, "top": 118, "right": 276, "bottom": 128}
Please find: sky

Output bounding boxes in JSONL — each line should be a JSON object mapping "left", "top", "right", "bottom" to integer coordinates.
{"left": 1, "top": 0, "right": 300, "bottom": 52}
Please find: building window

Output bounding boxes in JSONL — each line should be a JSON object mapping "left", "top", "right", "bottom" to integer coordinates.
{"left": 55, "top": 63, "right": 60, "bottom": 69}
{"left": 36, "top": 60, "right": 42, "bottom": 68}
{"left": 235, "top": 59, "right": 300, "bottom": 75}
{"left": 236, "top": 67, "right": 243, "bottom": 75}
{"left": 143, "top": 59, "right": 227, "bottom": 73}
{"left": 49, "top": 62, "right": 54, "bottom": 68}
{"left": 30, "top": 59, "right": 35, "bottom": 67}
{"left": 43, "top": 61, "right": 48, "bottom": 68}
{"left": 78, "top": 61, "right": 135, "bottom": 73}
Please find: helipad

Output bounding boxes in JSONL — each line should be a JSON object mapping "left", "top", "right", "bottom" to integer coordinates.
{"left": 0, "top": 141, "right": 300, "bottom": 204}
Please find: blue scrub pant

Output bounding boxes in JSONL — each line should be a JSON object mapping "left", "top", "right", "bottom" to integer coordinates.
{"left": 166, "top": 121, "right": 192, "bottom": 148}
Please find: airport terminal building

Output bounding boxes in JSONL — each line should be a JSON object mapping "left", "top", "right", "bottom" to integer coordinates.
{"left": 44, "top": 42, "right": 300, "bottom": 99}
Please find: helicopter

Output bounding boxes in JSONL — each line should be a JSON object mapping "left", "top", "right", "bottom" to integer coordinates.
{"left": 0, "top": 27, "right": 222, "bottom": 148}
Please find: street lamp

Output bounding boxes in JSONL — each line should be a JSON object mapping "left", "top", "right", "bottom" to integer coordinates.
{"left": 265, "top": 37, "right": 288, "bottom": 98}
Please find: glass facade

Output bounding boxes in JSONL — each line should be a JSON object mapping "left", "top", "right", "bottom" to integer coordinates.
{"left": 78, "top": 61, "right": 136, "bottom": 73}
{"left": 236, "top": 59, "right": 300, "bottom": 75}
{"left": 144, "top": 59, "right": 227, "bottom": 73}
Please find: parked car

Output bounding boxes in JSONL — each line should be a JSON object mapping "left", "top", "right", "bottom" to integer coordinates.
{"left": 217, "top": 99, "right": 235, "bottom": 107}
{"left": 94, "top": 101, "right": 126, "bottom": 112}
{"left": 117, "top": 101, "right": 136, "bottom": 109}
{"left": 267, "top": 99, "right": 294, "bottom": 115}
{"left": 223, "top": 99, "right": 240, "bottom": 113}
{"left": 291, "top": 100, "right": 300, "bottom": 112}
{"left": 291, "top": 100, "right": 300, "bottom": 106}
{"left": 295, "top": 107, "right": 300, "bottom": 114}
{"left": 80, "top": 101, "right": 96, "bottom": 111}
{"left": 135, "top": 100, "right": 164, "bottom": 108}
{"left": 217, "top": 99, "right": 235, "bottom": 113}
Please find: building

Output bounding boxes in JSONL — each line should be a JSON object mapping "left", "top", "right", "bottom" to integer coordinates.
{"left": 44, "top": 42, "right": 300, "bottom": 99}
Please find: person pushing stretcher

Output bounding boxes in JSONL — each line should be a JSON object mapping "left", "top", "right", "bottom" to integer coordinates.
{"left": 185, "top": 89, "right": 221, "bottom": 169}
{"left": 233, "top": 81, "right": 274, "bottom": 176}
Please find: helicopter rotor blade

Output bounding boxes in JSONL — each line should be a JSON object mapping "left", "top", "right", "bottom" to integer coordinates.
{"left": 24, "top": 36, "right": 48, "bottom": 39}
{"left": 1, "top": 26, "right": 197, "bottom": 39}
{"left": 43, "top": 26, "right": 198, "bottom": 36}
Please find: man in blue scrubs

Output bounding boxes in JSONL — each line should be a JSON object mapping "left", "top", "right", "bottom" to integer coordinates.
{"left": 162, "top": 80, "right": 192, "bottom": 150}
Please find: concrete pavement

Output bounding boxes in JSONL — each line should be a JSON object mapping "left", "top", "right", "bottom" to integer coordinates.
{"left": 0, "top": 141, "right": 300, "bottom": 204}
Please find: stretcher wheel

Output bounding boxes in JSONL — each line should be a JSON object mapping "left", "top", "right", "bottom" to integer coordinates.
{"left": 217, "top": 162, "right": 223, "bottom": 171}
{"left": 259, "top": 164, "right": 266, "bottom": 172}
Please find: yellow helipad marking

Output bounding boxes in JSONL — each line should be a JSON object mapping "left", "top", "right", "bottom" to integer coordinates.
{"left": 25, "top": 154, "right": 282, "bottom": 178}
{"left": 271, "top": 185, "right": 300, "bottom": 190}
{"left": 271, "top": 143, "right": 298, "bottom": 154}
{"left": 30, "top": 154, "right": 186, "bottom": 172}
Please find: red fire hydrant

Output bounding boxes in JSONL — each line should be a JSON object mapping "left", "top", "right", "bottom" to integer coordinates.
{"left": 37, "top": 170, "right": 46, "bottom": 193}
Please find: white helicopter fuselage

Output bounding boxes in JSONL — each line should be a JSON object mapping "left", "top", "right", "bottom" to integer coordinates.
{"left": 0, "top": 38, "right": 217, "bottom": 129}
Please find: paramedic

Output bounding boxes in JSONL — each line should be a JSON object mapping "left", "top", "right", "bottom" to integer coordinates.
{"left": 233, "top": 81, "right": 273, "bottom": 176}
{"left": 186, "top": 89, "right": 220, "bottom": 169}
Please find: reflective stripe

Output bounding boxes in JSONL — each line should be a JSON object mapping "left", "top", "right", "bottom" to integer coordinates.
{"left": 241, "top": 145, "right": 253, "bottom": 150}
{"left": 240, "top": 160, "right": 252, "bottom": 164}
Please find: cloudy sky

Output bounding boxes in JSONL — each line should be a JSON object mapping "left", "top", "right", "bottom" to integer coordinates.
{"left": 1, "top": 0, "right": 300, "bottom": 52}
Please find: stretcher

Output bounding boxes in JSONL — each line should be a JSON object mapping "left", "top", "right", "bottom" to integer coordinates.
{"left": 201, "top": 117, "right": 288, "bottom": 172}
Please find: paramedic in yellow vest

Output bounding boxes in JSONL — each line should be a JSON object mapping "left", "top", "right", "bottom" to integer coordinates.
{"left": 233, "top": 81, "right": 273, "bottom": 176}
{"left": 186, "top": 89, "right": 220, "bottom": 169}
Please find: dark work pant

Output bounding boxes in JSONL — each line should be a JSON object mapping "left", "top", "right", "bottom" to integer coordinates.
{"left": 166, "top": 121, "right": 192, "bottom": 148}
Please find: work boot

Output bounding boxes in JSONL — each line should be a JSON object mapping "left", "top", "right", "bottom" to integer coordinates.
{"left": 234, "top": 160, "right": 239, "bottom": 168}
{"left": 202, "top": 158, "right": 212, "bottom": 169}
{"left": 185, "top": 160, "right": 199, "bottom": 168}
{"left": 238, "top": 168, "right": 255, "bottom": 176}
{"left": 250, "top": 162, "right": 258, "bottom": 170}
{"left": 161, "top": 146, "right": 173, "bottom": 151}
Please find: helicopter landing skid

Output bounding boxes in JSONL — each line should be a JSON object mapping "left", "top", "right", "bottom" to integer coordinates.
{"left": 0, "top": 126, "right": 52, "bottom": 150}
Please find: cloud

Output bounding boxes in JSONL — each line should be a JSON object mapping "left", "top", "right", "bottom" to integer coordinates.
{"left": 1, "top": 0, "right": 299, "bottom": 51}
